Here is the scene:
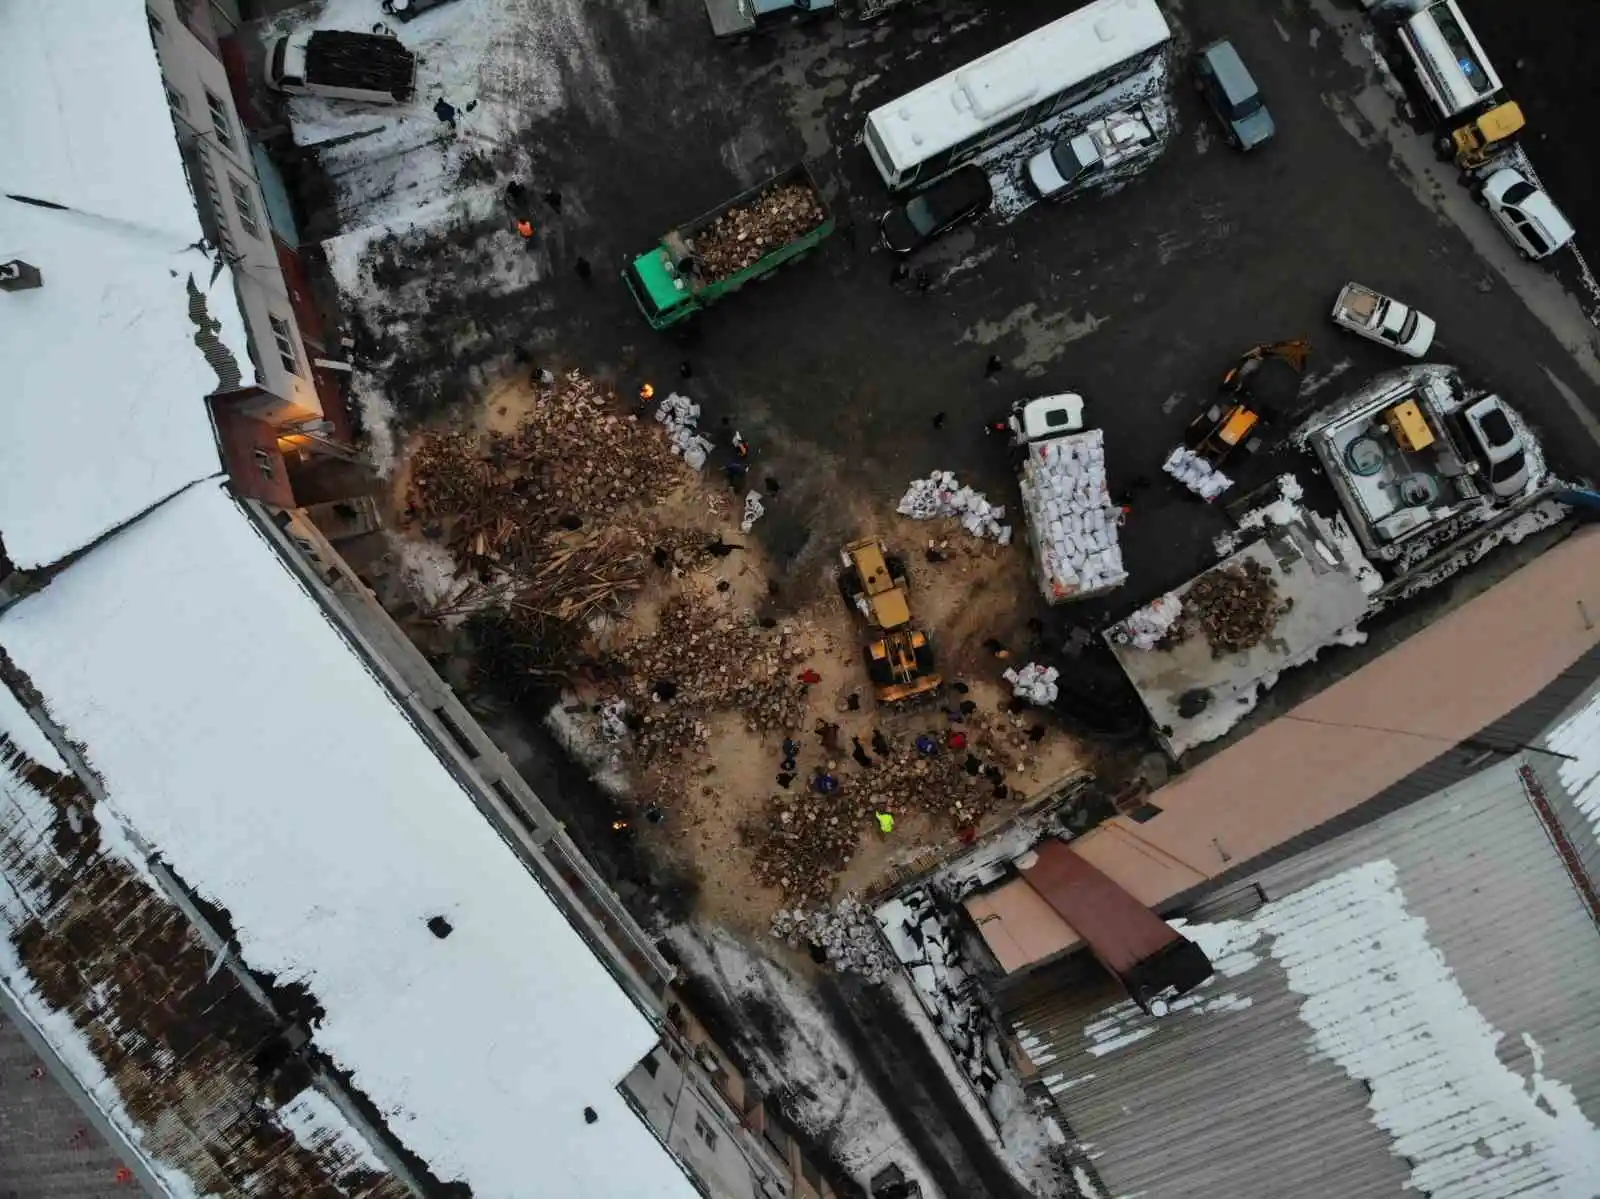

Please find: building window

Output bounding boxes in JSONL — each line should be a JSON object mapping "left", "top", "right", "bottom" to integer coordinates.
{"left": 229, "top": 176, "right": 261, "bottom": 239}
{"left": 205, "top": 88, "right": 236, "bottom": 151}
{"left": 197, "top": 154, "right": 236, "bottom": 256}
{"left": 268, "top": 314, "right": 299, "bottom": 376}
{"left": 147, "top": 9, "right": 164, "bottom": 38}
{"left": 641, "top": 1053, "right": 658, "bottom": 1078}
{"left": 165, "top": 83, "right": 187, "bottom": 114}
{"left": 692, "top": 1113, "right": 718, "bottom": 1152}
{"left": 253, "top": 448, "right": 276, "bottom": 479}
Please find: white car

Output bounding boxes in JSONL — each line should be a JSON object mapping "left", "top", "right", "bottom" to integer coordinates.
{"left": 1479, "top": 167, "right": 1575, "bottom": 260}
{"left": 1330, "top": 282, "right": 1436, "bottom": 357}
{"left": 1025, "top": 110, "right": 1158, "bottom": 199}
{"left": 1459, "top": 395, "right": 1533, "bottom": 498}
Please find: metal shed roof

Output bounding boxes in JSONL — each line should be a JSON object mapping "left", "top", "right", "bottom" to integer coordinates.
{"left": 1004, "top": 757, "right": 1600, "bottom": 1199}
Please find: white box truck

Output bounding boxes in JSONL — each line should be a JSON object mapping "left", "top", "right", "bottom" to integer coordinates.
{"left": 1009, "top": 395, "right": 1127, "bottom": 603}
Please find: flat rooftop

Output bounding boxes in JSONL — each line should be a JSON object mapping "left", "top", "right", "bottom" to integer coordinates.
{"left": 970, "top": 525, "right": 1600, "bottom": 974}
{"left": 1107, "top": 516, "right": 1372, "bottom": 758}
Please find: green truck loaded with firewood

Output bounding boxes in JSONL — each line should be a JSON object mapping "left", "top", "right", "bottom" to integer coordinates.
{"left": 623, "top": 163, "right": 834, "bottom": 330}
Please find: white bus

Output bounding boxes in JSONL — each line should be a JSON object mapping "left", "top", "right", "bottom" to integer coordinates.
{"left": 1397, "top": 0, "right": 1502, "bottom": 120}
{"left": 864, "top": 0, "right": 1171, "bottom": 191}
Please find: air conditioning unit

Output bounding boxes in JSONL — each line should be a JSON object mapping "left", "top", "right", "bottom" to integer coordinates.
{"left": 0, "top": 259, "right": 44, "bottom": 292}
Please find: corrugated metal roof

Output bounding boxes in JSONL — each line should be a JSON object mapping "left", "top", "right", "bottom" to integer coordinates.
{"left": 1005, "top": 759, "right": 1600, "bottom": 1199}
{"left": 1530, "top": 669, "right": 1600, "bottom": 902}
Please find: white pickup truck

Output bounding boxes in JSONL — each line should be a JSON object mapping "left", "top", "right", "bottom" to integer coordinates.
{"left": 1330, "top": 282, "right": 1436, "bottom": 357}
{"left": 264, "top": 30, "right": 416, "bottom": 104}
{"left": 1009, "top": 395, "right": 1127, "bottom": 604}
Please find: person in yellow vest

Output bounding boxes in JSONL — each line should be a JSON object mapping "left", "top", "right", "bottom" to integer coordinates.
{"left": 875, "top": 811, "right": 895, "bottom": 835}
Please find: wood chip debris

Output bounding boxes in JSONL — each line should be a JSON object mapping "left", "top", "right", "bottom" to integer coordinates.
{"left": 693, "top": 183, "right": 826, "bottom": 284}
{"left": 1184, "top": 557, "right": 1286, "bottom": 656}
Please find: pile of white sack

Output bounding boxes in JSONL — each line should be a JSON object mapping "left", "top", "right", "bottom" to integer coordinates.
{"left": 1004, "top": 662, "right": 1059, "bottom": 705}
{"left": 740, "top": 489, "right": 765, "bottom": 533}
{"left": 1019, "top": 430, "right": 1126, "bottom": 599}
{"left": 771, "top": 900, "right": 891, "bottom": 983}
{"left": 654, "top": 392, "right": 714, "bottom": 470}
{"left": 897, "top": 471, "right": 1013, "bottom": 544}
{"left": 1112, "top": 593, "right": 1183, "bottom": 651}
{"left": 1163, "top": 446, "right": 1233, "bottom": 501}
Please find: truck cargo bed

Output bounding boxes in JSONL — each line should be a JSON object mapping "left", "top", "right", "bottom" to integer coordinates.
{"left": 305, "top": 31, "right": 416, "bottom": 100}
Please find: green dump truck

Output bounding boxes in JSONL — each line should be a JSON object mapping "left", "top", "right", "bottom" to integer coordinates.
{"left": 624, "top": 163, "right": 834, "bottom": 330}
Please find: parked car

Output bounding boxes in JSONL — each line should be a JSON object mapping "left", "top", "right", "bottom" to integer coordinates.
{"left": 1458, "top": 394, "right": 1532, "bottom": 498}
{"left": 878, "top": 166, "right": 993, "bottom": 255}
{"left": 1025, "top": 109, "right": 1159, "bottom": 199}
{"left": 1330, "top": 282, "right": 1437, "bottom": 357}
{"left": 1479, "top": 167, "right": 1575, "bottom": 260}
{"left": 703, "top": 0, "right": 835, "bottom": 38}
{"left": 1194, "top": 40, "right": 1274, "bottom": 150}
{"left": 381, "top": 0, "right": 463, "bottom": 19}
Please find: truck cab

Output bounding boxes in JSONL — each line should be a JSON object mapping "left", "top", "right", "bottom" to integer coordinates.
{"left": 624, "top": 246, "right": 695, "bottom": 329}
{"left": 1010, "top": 394, "right": 1086, "bottom": 446}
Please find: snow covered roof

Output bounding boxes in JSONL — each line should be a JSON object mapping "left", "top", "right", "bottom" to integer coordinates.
{"left": 1, "top": 682, "right": 409, "bottom": 1198}
{"left": 1006, "top": 758, "right": 1600, "bottom": 1199}
{"left": 0, "top": 482, "right": 695, "bottom": 1198}
{"left": 0, "top": 4, "right": 247, "bottom": 569}
{"left": 0, "top": 7, "right": 200, "bottom": 231}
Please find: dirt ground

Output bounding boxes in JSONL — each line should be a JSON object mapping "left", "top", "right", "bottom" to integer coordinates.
{"left": 382, "top": 366, "right": 1089, "bottom": 933}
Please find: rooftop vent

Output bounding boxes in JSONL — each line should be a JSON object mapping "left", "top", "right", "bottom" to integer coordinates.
{"left": 0, "top": 260, "right": 43, "bottom": 292}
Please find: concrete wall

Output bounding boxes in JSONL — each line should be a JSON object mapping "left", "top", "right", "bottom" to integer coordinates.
{"left": 148, "top": 0, "right": 320, "bottom": 424}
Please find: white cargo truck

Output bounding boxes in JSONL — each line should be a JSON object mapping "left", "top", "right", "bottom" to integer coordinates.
{"left": 1009, "top": 395, "right": 1127, "bottom": 603}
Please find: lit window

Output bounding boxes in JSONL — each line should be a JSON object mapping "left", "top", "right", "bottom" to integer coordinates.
{"left": 268, "top": 314, "right": 299, "bottom": 376}
{"left": 229, "top": 176, "right": 261, "bottom": 239}
{"left": 204, "top": 88, "right": 235, "bottom": 151}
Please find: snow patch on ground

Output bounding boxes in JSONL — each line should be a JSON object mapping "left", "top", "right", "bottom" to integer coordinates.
{"left": 669, "top": 924, "right": 945, "bottom": 1197}
{"left": 386, "top": 532, "right": 466, "bottom": 609}
{"left": 275, "top": 0, "right": 618, "bottom": 229}
{"left": 1544, "top": 689, "right": 1600, "bottom": 847}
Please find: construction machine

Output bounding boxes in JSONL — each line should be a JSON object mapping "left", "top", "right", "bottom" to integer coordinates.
{"left": 1440, "top": 101, "right": 1524, "bottom": 171}
{"left": 1186, "top": 339, "right": 1309, "bottom": 468}
{"left": 839, "top": 537, "right": 942, "bottom": 704}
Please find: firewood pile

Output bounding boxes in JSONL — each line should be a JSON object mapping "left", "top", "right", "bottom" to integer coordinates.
{"left": 749, "top": 784, "right": 868, "bottom": 904}
{"left": 1186, "top": 557, "right": 1284, "bottom": 656}
{"left": 746, "top": 708, "right": 1028, "bottom": 904}
{"left": 407, "top": 370, "right": 691, "bottom": 580}
{"left": 606, "top": 596, "right": 815, "bottom": 760}
{"left": 693, "top": 183, "right": 825, "bottom": 284}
